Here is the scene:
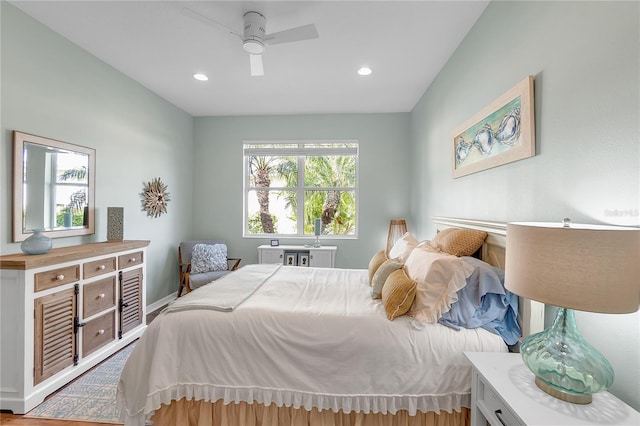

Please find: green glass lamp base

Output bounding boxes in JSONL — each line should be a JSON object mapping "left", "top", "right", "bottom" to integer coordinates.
{"left": 521, "top": 308, "right": 614, "bottom": 405}
{"left": 535, "top": 377, "right": 592, "bottom": 405}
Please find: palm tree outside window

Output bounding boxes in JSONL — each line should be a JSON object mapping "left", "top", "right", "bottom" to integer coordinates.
{"left": 243, "top": 141, "right": 358, "bottom": 238}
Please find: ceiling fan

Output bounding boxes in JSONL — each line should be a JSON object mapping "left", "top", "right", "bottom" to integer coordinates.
{"left": 182, "top": 7, "right": 319, "bottom": 77}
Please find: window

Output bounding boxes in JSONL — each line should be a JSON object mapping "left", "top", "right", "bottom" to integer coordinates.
{"left": 243, "top": 141, "right": 358, "bottom": 238}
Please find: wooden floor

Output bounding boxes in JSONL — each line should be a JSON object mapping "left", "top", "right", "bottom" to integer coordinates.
{"left": 0, "top": 414, "right": 109, "bottom": 426}
{"left": 1, "top": 306, "right": 165, "bottom": 426}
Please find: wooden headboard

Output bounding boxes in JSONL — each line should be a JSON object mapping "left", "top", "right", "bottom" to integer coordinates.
{"left": 432, "top": 216, "right": 545, "bottom": 339}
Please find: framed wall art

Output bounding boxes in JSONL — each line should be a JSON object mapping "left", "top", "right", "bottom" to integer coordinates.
{"left": 452, "top": 75, "right": 535, "bottom": 178}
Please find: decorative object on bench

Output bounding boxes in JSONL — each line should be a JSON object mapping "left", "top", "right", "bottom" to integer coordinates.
{"left": 505, "top": 219, "right": 639, "bottom": 404}
{"left": 177, "top": 240, "right": 241, "bottom": 297}
{"left": 140, "top": 177, "right": 170, "bottom": 218}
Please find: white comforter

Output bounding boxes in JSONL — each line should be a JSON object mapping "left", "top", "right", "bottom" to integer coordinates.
{"left": 117, "top": 264, "right": 507, "bottom": 425}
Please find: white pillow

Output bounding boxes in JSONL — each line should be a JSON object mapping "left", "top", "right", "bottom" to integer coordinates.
{"left": 191, "top": 243, "right": 228, "bottom": 273}
{"left": 405, "top": 242, "right": 474, "bottom": 323}
{"left": 388, "top": 232, "right": 418, "bottom": 262}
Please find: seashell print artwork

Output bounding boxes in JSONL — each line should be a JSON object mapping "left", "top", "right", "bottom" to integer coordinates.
{"left": 451, "top": 76, "right": 535, "bottom": 178}
{"left": 455, "top": 98, "right": 521, "bottom": 165}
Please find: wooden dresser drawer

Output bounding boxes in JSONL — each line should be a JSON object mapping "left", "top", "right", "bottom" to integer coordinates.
{"left": 83, "top": 277, "right": 116, "bottom": 318}
{"left": 82, "top": 310, "right": 115, "bottom": 357}
{"left": 83, "top": 257, "right": 116, "bottom": 279}
{"left": 34, "top": 265, "right": 80, "bottom": 292}
{"left": 118, "top": 251, "right": 143, "bottom": 269}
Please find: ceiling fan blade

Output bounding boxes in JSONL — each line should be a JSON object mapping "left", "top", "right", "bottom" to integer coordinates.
{"left": 250, "top": 54, "right": 264, "bottom": 76}
{"left": 181, "top": 7, "right": 242, "bottom": 39}
{"left": 265, "top": 24, "right": 318, "bottom": 45}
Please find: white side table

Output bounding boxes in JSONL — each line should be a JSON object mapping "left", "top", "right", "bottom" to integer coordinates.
{"left": 465, "top": 351, "right": 639, "bottom": 426}
{"left": 257, "top": 245, "right": 337, "bottom": 268}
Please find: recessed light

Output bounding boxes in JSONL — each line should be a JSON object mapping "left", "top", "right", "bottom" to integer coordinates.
{"left": 357, "top": 66, "right": 372, "bottom": 76}
{"left": 193, "top": 73, "right": 208, "bottom": 81}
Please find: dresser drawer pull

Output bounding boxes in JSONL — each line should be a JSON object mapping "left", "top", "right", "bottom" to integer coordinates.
{"left": 494, "top": 409, "right": 507, "bottom": 426}
{"left": 98, "top": 329, "right": 105, "bottom": 335}
{"left": 130, "top": 257, "right": 136, "bottom": 262}
{"left": 98, "top": 293, "right": 105, "bottom": 299}
{"left": 99, "top": 265, "right": 106, "bottom": 270}
{"left": 56, "top": 274, "right": 65, "bottom": 281}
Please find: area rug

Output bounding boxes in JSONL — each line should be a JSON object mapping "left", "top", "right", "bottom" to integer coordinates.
{"left": 25, "top": 342, "right": 136, "bottom": 424}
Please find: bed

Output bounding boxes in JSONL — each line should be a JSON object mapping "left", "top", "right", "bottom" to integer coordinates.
{"left": 117, "top": 217, "right": 544, "bottom": 426}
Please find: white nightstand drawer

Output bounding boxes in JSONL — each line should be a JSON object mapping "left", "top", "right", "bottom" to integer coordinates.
{"left": 477, "top": 378, "right": 522, "bottom": 426}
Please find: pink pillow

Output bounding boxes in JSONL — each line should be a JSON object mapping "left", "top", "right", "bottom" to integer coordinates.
{"left": 388, "top": 232, "right": 418, "bottom": 262}
{"left": 404, "top": 242, "right": 474, "bottom": 323}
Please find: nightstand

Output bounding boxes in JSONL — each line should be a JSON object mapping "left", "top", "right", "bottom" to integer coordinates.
{"left": 465, "top": 352, "right": 639, "bottom": 426}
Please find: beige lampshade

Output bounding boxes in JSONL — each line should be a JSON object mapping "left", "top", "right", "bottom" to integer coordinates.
{"left": 505, "top": 221, "right": 640, "bottom": 314}
{"left": 386, "top": 219, "right": 408, "bottom": 256}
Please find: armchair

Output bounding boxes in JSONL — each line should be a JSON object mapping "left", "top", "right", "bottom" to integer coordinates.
{"left": 177, "top": 240, "right": 241, "bottom": 297}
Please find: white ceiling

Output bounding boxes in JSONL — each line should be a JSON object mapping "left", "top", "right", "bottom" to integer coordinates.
{"left": 10, "top": 0, "right": 489, "bottom": 117}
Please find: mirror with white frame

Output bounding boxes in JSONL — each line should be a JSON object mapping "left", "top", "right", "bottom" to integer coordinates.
{"left": 12, "top": 131, "right": 96, "bottom": 242}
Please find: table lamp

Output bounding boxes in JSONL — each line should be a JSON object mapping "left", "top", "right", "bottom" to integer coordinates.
{"left": 386, "top": 219, "right": 408, "bottom": 256}
{"left": 505, "top": 219, "right": 639, "bottom": 404}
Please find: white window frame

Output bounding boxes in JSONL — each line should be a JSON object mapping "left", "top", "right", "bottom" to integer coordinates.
{"left": 243, "top": 140, "right": 359, "bottom": 239}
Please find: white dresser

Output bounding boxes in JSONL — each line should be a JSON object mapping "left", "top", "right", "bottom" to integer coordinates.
{"left": 258, "top": 245, "right": 337, "bottom": 268}
{"left": 465, "top": 351, "right": 640, "bottom": 426}
{"left": 0, "top": 240, "right": 149, "bottom": 414}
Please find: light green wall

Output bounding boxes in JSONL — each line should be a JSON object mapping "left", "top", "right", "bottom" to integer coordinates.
{"left": 0, "top": 2, "right": 195, "bottom": 303}
{"left": 410, "top": 0, "right": 639, "bottom": 410}
{"left": 192, "top": 114, "right": 411, "bottom": 269}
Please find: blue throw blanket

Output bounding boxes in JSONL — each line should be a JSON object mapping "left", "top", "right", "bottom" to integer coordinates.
{"left": 438, "top": 256, "right": 521, "bottom": 345}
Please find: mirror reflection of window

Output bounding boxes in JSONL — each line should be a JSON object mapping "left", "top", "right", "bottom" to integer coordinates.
{"left": 23, "top": 142, "right": 89, "bottom": 231}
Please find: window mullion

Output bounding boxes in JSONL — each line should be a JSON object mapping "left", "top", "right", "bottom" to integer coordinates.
{"left": 297, "top": 153, "right": 304, "bottom": 236}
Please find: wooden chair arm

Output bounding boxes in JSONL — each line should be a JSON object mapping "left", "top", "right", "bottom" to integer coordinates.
{"left": 228, "top": 258, "right": 241, "bottom": 271}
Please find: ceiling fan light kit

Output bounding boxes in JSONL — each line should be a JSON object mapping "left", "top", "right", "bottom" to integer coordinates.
{"left": 243, "top": 11, "right": 266, "bottom": 55}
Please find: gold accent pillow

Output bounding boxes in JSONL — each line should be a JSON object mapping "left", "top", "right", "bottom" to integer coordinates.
{"left": 368, "top": 250, "right": 387, "bottom": 285}
{"left": 430, "top": 228, "right": 488, "bottom": 257}
{"left": 382, "top": 269, "right": 417, "bottom": 320}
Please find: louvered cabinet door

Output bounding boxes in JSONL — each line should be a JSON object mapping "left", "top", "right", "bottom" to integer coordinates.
{"left": 119, "top": 268, "right": 143, "bottom": 337}
{"left": 34, "top": 288, "right": 76, "bottom": 385}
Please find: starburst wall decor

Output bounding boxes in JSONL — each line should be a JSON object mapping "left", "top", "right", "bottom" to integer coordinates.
{"left": 140, "top": 177, "right": 170, "bottom": 218}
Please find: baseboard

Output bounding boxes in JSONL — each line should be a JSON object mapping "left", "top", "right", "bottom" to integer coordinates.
{"left": 147, "top": 292, "right": 176, "bottom": 313}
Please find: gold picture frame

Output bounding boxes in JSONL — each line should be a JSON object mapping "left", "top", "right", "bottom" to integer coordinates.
{"left": 452, "top": 75, "right": 535, "bottom": 178}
